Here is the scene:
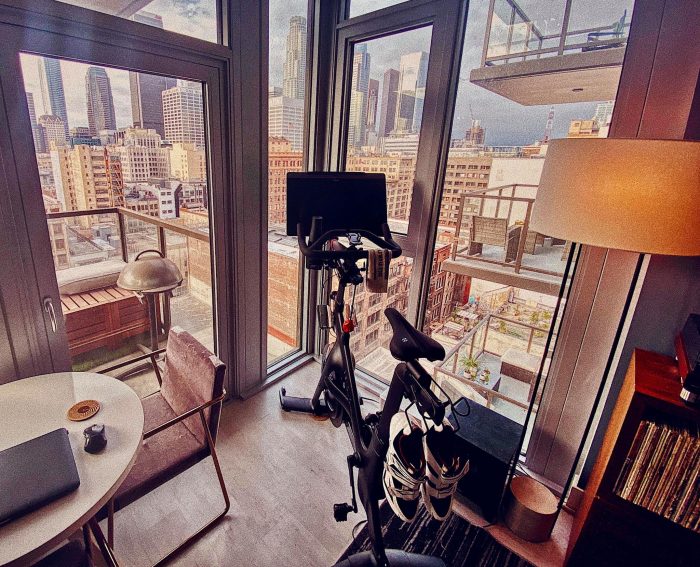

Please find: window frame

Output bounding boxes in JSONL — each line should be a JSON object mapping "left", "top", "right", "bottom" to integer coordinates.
{"left": 0, "top": 0, "right": 268, "bottom": 398}
{"left": 307, "top": 0, "right": 665, "bottom": 490}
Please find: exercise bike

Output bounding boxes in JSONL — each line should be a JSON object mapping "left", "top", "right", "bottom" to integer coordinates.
{"left": 280, "top": 208, "right": 453, "bottom": 567}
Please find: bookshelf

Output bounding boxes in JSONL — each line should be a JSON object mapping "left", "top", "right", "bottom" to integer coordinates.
{"left": 566, "top": 349, "right": 700, "bottom": 566}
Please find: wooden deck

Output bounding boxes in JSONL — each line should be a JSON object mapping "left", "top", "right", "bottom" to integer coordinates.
{"left": 61, "top": 285, "right": 150, "bottom": 357}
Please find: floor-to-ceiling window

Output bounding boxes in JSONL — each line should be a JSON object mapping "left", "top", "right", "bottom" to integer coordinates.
{"left": 423, "top": 0, "right": 635, "bottom": 443}
{"left": 20, "top": 54, "right": 216, "bottom": 396}
{"left": 317, "top": 0, "right": 638, "bottom": 469}
{"left": 266, "top": 0, "right": 310, "bottom": 366}
{"left": 0, "top": 0, "right": 258, "bottom": 395}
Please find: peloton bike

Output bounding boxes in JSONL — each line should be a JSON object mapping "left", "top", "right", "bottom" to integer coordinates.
{"left": 280, "top": 172, "right": 456, "bottom": 567}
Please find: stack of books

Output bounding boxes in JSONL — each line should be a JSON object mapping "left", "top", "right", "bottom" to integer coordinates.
{"left": 614, "top": 415, "right": 700, "bottom": 533}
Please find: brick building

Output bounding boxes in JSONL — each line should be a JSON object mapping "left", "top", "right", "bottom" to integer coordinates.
{"left": 268, "top": 136, "right": 303, "bottom": 225}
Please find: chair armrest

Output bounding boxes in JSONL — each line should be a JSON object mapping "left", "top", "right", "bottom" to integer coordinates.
{"left": 144, "top": 390, "right": 227, "bottom": 440}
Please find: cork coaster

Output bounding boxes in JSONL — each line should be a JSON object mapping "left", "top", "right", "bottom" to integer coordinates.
{"left": 67, "top": 400, "right": 101, "bottom": 421}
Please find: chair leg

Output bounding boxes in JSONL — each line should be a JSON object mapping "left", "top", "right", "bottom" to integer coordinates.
{"left": 150, "top": 411, "right": 230, "bottom": 567}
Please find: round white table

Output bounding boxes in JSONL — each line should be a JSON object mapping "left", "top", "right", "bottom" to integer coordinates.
{"left": 0, "top": 372, "right": 143, "bottom": 566}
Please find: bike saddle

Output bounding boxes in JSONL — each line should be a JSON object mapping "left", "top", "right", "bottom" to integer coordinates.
{"left": 385, "top": 308, "right": 446, "bottom": 362}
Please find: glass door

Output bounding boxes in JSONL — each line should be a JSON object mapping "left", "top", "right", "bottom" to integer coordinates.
{"left": 0, "top": 13, "right": 233, "bottom": 392}
{"left": 339, "top": 28, "right": 431, "bottom": 381}
{"left": 325, "top": 0, "right": 467, "bottom": 384}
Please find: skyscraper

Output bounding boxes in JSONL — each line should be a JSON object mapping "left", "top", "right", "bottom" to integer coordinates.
{"left": 466, "top": 119, "right": 485, "bottom": 146}
{"left": 130, "top": 73, "right": 177, "bottom": 138}
{"left": 27, "top": 92, "right": 47, "bottom": 152}
{"left": 268, "top": 93, "right": 304, "bottom": 151}
{"left": 347, "top": 44, "right": 371, "bottom": 151}
{"left": 26, "top": 92, "right": 37, "bottom": 126}
{"left": 38, "top": 57, "right": 69, "bottom": 137}
{"left": 128, "top": 12, "right": 177, "bottom": 138}
{"left": 39, "top": 115, "right": 68, "bottom": 149}
{"left": 395, "top": 51, "right": 429, "bottom": 134}
{"left": 85, "top": 67, "right": 117, "bottom": 135}
{"left": 366, "top": 78, "right": 379, "bottom": 132}
{"left": 378, "top": 68, "right": 399, "bottom": 137}
{"left": 283, "top": 16, "right": 307, "bottom": 100}
{"left": 162, "top": 84, "right": 205, "bottom": 147}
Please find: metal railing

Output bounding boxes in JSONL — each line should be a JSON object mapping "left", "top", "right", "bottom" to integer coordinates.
{"left": 47, "top": 207, "right": 211, "bottom": 333}
{"left": 47, "top": 206, "right": 209, "bottom": 262}
{"left": 481, "top": 0, "right": 630, "bottom": 67}
{"left": 449, "top": 183, "right": 567, "bottom": 278}
{"left": 432, "top": 312, "right": 547, "bottom": 413}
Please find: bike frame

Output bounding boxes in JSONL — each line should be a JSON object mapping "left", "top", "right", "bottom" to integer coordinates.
{"left": 309, "top": 260, "right": 444, "bottom": 565}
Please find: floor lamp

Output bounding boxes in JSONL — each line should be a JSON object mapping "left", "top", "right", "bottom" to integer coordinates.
{"left": 528, "top": 138, "right": 700, "bottom": 506}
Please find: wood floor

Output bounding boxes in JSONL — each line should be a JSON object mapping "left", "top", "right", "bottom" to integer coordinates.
{"left": 104, "top": 362, "right": 361, "bottom": 567}
{"left": 103, "top": 360, "right": 570, "bottom": 566}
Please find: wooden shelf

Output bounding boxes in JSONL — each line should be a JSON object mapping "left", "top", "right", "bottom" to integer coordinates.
{"left": 566, "top": 349, "right": 700, "bottom": 566}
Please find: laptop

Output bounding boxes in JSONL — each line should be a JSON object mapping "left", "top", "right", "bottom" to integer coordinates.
{"left": 0, "top": 428, "right": 80, "bottom": 526}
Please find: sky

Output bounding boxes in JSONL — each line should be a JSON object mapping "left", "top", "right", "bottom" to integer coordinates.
{"left": 269, "top": 0, "right": 634, "bottom": 146}
{"left": 24, "top": 0, "right": 633, "bottom": 146}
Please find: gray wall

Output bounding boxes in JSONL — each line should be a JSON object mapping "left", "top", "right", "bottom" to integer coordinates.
{"left": 581, "top": 255, "right": 700, "bottom": 484}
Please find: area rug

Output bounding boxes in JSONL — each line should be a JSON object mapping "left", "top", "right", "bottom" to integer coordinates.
{"left": 338, "top": 504, "right": 533, "bottom": 567}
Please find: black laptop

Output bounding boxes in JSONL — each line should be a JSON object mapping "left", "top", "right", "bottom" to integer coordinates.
{"left": 0, "top": 428, "right": 80, "bottom": 526}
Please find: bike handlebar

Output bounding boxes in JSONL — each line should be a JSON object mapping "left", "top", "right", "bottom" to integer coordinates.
{"left": 296, "top": 217, "right": 402, "bottom": 261}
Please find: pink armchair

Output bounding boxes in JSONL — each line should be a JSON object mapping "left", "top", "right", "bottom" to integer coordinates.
{"left": 102, "top": 326, "right": 229, "bottom": 565}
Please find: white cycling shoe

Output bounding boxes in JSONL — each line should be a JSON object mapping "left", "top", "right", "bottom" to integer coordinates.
{"left": 421, "top": 419, "right": 470, "bottom": 521}
{"left": 383, "top": 412, "right": 426, "bottom": 522}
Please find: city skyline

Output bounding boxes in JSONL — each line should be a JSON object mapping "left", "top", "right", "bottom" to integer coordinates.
{"left": 25, "top": 11, "right": 604, "bottom": 149}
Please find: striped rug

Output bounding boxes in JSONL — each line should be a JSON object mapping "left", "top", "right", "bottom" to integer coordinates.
{"left": 339, "top": 504, "right": 533, "bottom": 567}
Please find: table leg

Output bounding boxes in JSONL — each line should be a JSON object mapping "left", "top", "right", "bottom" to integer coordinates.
{"left": 82, "top": 524, "right": 93, "bottom": 561}
{"left": 88, "top": 517, "right": 120, "bottom": 567}
{"left": 108, "top": 498, "right": 115, "bottom": 548}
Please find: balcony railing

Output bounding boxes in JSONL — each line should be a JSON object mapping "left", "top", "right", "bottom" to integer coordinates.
{"left": 432, "top": 311, "right": 548, "bottom": 422}
{"left": 449, "top": 184, "right": 569, "bottom": 280}
{"left": 482, "top": 0, "right": 630, "bottom": 67}
{"left": 46, "top": 206, "right": 213, "bottom": 367}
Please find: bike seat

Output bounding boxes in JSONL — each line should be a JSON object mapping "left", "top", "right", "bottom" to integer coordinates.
{"left": 385, "top": 308, "right": 446, "bottom": 362}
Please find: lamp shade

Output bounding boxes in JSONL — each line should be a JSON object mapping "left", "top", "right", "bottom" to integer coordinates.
{"left": 117, "top": 249, "right": 183, "bottom": 293}
{"left": 530, "top": 139, "right": 700, "bottom": 256}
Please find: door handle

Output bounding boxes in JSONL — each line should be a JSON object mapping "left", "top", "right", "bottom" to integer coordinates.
{"left": 43, "top": 296, "right": 57, "bottom": 334}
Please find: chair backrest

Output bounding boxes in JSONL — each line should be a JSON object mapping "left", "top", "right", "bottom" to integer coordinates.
{"left": 471, "top": 216, "right": 508, "bottom": 246}
{"left": 159, "top": 327, "right": 226, "bottom": 446}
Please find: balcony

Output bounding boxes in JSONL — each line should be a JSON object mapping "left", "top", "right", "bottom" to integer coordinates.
{"left": 470, "top": 0, "right": 631, "bottom": 105}
{"left": 46, "top": 206, "right": 214, "bottom": 396}
{"left": 48, "top": 208, "right": 301, "bottom": 390}
{"left": 432, "top": 311, "right": 550, "bottom": 425}
{"left": 441, "top": 184, "right": 569, "bottom": 296}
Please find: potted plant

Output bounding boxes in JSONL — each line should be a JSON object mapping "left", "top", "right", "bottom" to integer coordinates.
{"left": 462, "top": 356, "right": 479, "bottom": 379}
{"left": 481, "top": 368, "right": 491, "bottom": 385}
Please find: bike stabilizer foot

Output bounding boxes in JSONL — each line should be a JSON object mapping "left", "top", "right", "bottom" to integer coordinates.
{"left": 279, "top": 388, "right": 331, "bottom": 416}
